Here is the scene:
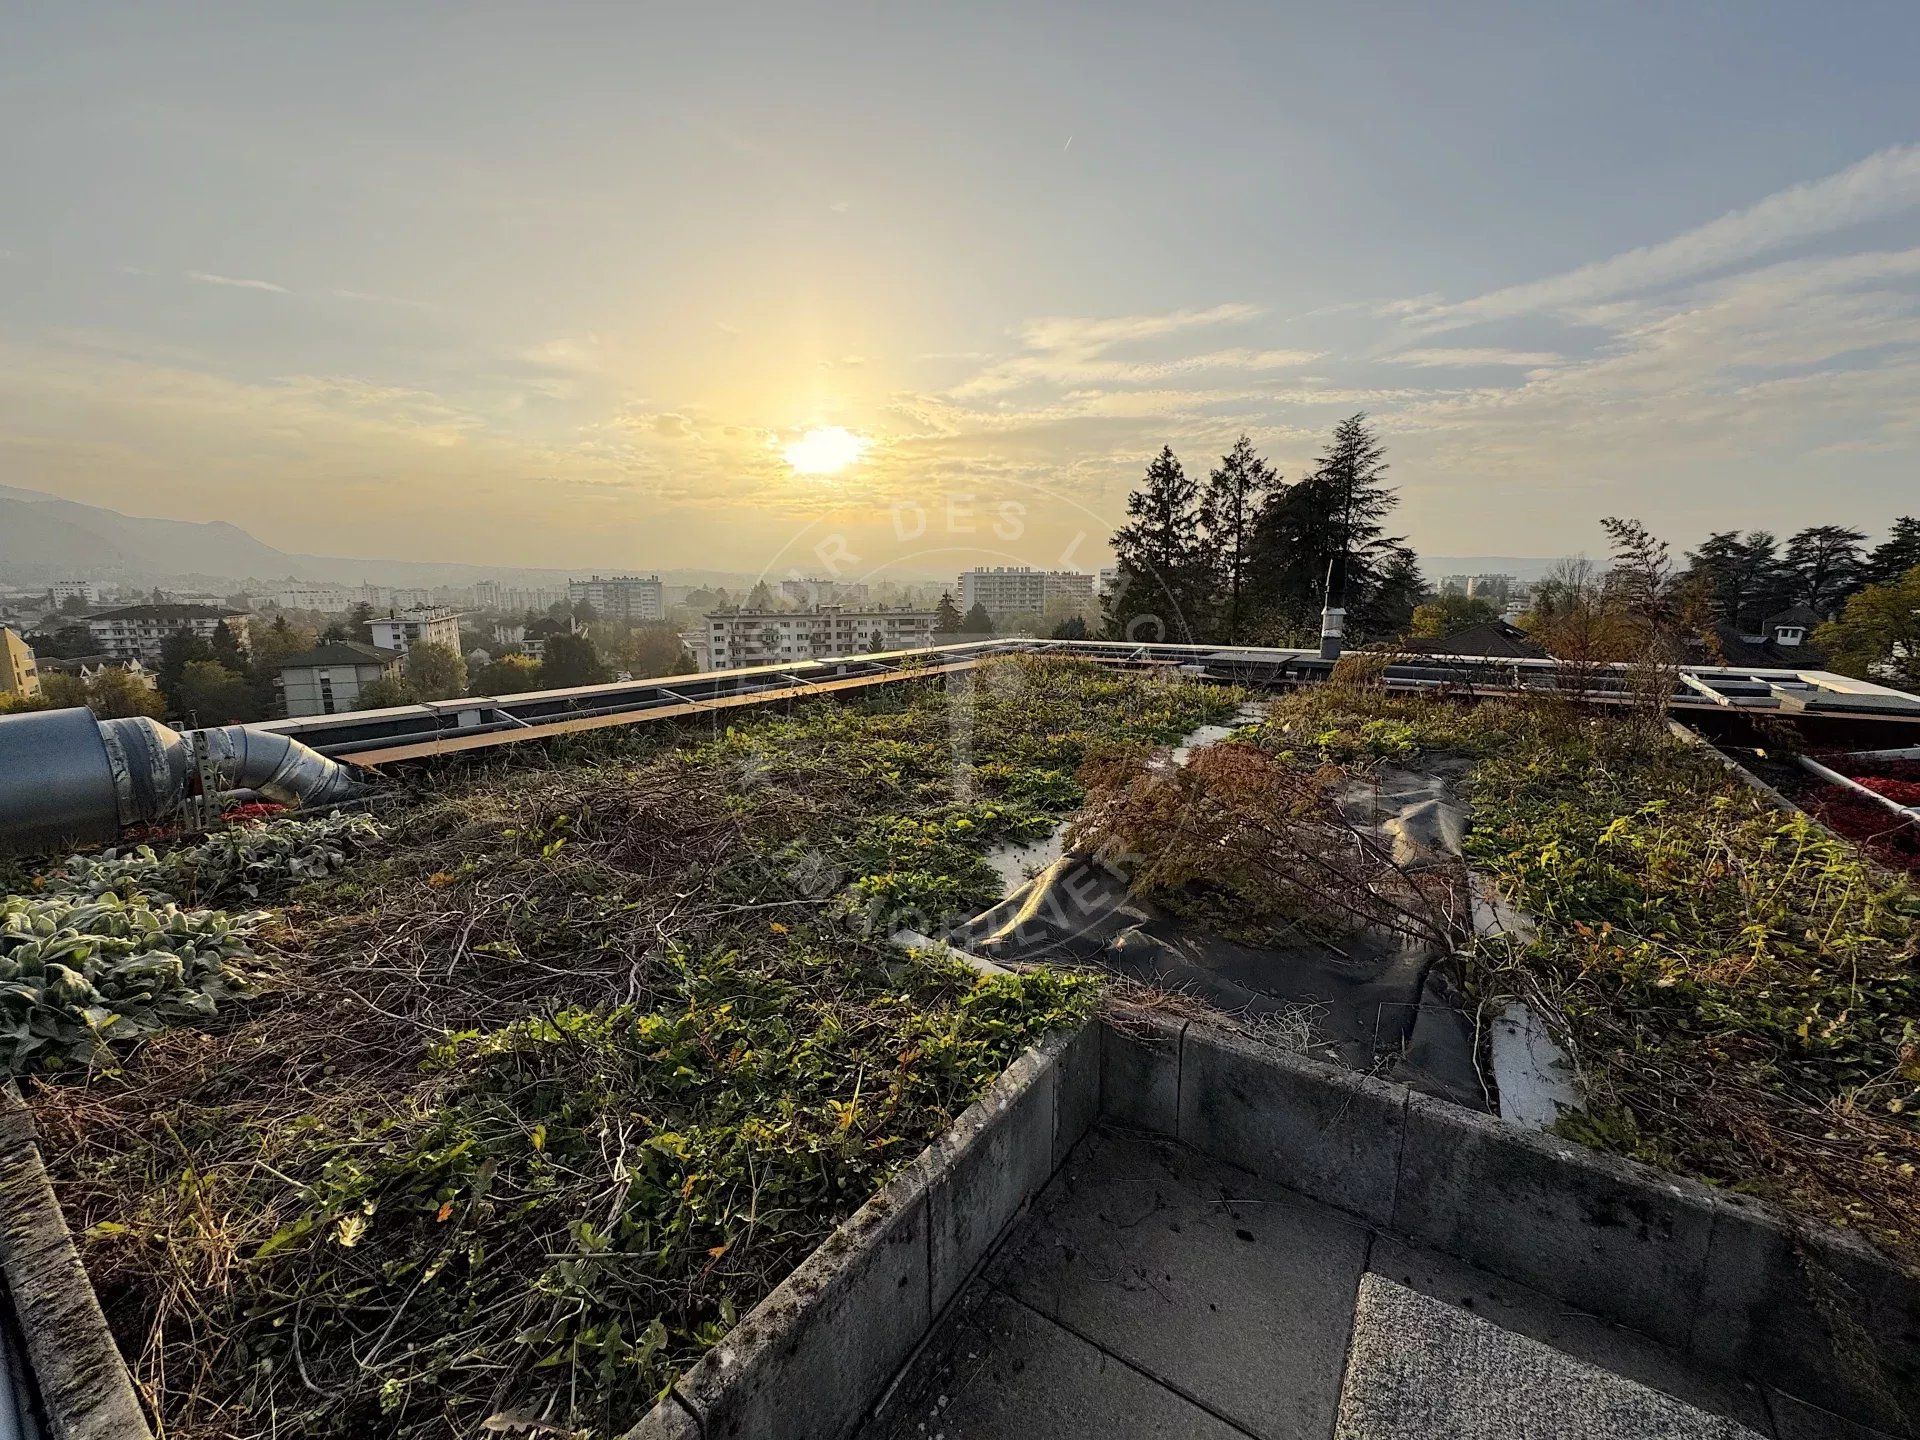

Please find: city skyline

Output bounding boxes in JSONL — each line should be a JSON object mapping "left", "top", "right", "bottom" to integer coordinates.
{"left": 4, "top": 4, "right": 1920, "bottom": 573}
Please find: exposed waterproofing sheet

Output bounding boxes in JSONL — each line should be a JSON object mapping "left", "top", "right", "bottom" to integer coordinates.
{"left": 946, "top": 757, "right": 1494, "bottom": 1110}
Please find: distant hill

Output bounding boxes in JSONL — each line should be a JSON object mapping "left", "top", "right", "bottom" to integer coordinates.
{"left": 0, "top": 484, "right": 306, "bottom": 581}
{"left": 0, "top": 484, "right": 780, "bottom": 593}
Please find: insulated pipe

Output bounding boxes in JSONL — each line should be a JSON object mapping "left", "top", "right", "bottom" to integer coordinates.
{"left": 0, "top": 708, "right": 365, "bottom": 855}
{"left": 195, "top": 724, "right": 364, "bottom": 810}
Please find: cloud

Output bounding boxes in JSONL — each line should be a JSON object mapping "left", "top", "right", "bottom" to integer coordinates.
{"left": 187, "top": 271, "right": 289, "bottom": 294}
{"left": 950, "top": 304, "right": 1315, "bottom": 399}
{"left": 329, "top": 286, "right": 429, "bottom": 309}
{"left": 1401, "top": 143, "right": 1920, "bottom": 330}
{"left": 1016, "top": 303, "right": 1261, "bottom": 353}
{"left": 1387, "top": 348, "right": 1564, "bottom": 369}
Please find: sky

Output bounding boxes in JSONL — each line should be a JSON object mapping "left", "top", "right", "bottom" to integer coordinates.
{"left": 3, "top": 1, "right": 1920, "bottom": 581}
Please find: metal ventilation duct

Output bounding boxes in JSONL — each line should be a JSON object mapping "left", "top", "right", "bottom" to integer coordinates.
{"left": 0, "top": 708, "right": 365, "bottom": 855}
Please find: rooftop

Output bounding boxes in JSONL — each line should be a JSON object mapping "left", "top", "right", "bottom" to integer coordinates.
{"left": 84, "top": 602, "right": 243, "bottom": 621}
{"left": 274, "top": 640, "right": 401, "bottom": 668}
{"left": 5, "top": 654, "right": 1917, "bottom": 1439}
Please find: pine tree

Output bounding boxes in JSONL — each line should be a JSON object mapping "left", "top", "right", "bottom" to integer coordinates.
{"left": 1199, "top": 435, "right": 1278, "bottom": 644}
{"left": 1782, "top": 524, "right": 1867, "bottom": 616}
{"left": 961, "top": 602, "right": 995, "bottom": 636}
{"left": 1105, "top": 446, "right": 1207, "bottom": 642}
{"left": 1245, "top": 414, "right": 1412, "bottom": 643}
{"left": 933, "top": 592, "right": 963, "bottom": 634}
{"left": 1862, "top": 516, "right": 1920, "bottom": 588}
{"left": 210, "top": 619, "right": 248, "bottom": 671}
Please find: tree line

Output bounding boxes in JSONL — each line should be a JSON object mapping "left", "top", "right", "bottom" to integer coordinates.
{"left": 1103, "top": 414, "right": 1422, "bottom": 646}
{"left": 1099, "top": 415, "right": 1920, "bottom": 688}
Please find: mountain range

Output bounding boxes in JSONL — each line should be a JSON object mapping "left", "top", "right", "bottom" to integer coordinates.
{"left": 0, "top": 485, "right": 753, "bottom": 591}
{"left": 0, "top": 483, "right": 1564, "bottom": 593}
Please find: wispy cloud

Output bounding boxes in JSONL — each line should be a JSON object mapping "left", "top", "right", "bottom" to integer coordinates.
{"left": 1387, "top": 348, "right": 1563, "bottom": 368}
{"left": 950, "top": 304, "right": 1316, "bottom": 399}
{"left": 187, "top": 270, "right": 289, "bottom": 294}
{"left": 1401, "top": 142, "right": 1920, "bottom": 330}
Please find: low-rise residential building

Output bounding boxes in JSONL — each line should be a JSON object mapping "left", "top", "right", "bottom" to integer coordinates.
{"left": 705, "top": 606, "right": 937, "bottom": 670}
{"left": 0, "top": 627, "right": 39, "bottom": 700}
{"left": 84, "top": 604, "right": 251, "bottom": 664}
{"left": 367, "top": 608, "right": 461, "bottom": 657}
{"left": 276, "top": 641, "right": 403, "bottom": 717}
{"left": 957, "top": 567, "right": 1095, "bottom": 622}
{"left": 568, "top": 575, "right": 664, "bottom": 623}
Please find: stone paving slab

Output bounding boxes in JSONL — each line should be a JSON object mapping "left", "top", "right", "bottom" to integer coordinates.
{"left": 1366, "top": 1237, "right": 1771, "bottom": 1431}
{"left": 985, "top": 1126, "right": 1370, "bottom": 1440}
{"left": 1334, "top": 1274, "right": 1761, "bottom": 1440}
{"left": 862, "top": 1288, "right": 1251, "bottom": 1440}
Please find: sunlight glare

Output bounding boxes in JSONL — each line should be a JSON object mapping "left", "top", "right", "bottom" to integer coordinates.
{"left": 783, "top": 426, "right": 869, "bottom": 475}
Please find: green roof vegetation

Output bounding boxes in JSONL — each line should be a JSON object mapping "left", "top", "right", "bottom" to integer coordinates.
{"left": 22, "top": 657, "right": 1237, "bottom": 1439}
{"left": 1257, "top": 684, "right": 1920, "bottom": 1259}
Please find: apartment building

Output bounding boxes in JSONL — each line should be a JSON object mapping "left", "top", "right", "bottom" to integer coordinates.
{"left": 368, "top": 608, "right": 462, "bottom": 657}
{"left": 568, "top": 575, "right": 664, "bottom": 623}
{"left": 705, "top": 606, "right": 936, "bottom": 670}
{"left": 84, "top": 604, "right": 251, "bottom": 664}
{"left": 51, "top": 579, "right": 103, "bottom": 606}
{"left": 276, "top": 641, "right": 402, "bottom": 717}
{"left": 957, "top": 567, "right": 1096, "bottom": 621}
{"left": 473, "top": 581, "right": 569, "bottom": 613}
{"left": 0, "top": 628, "right": 38, "bottom": 700}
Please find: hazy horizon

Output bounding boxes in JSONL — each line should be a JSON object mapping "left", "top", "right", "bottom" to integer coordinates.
{"left": 5, "top": 3, "right": 1920, "bottom": 579}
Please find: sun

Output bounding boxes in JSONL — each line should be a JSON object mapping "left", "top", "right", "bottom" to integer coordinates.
{"left": 783, "top": 425, "right": 869, "bottom": 475}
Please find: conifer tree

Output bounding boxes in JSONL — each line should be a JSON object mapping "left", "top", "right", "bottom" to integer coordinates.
{"left": 1245, "top": 414, "right": 1413, "bottom": 643}
{"left": 1199, "top": 435, "right": 1278, "bottom": 644}
{"left": 1105, "top": 446, "right": 1208, "bottom": 642}
{"left": 1861, "top": 516, "right": 1920, "bottom": 588}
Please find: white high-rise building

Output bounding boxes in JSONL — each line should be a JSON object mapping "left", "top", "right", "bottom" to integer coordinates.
{"left": 957, "top": 567, "right": 1095, "bottom": 621}
{"left": 52, "top": 579, "right": 104, "bottom": 605}
{"left": 569, "top": 575, "right": 664, "bottom": 623}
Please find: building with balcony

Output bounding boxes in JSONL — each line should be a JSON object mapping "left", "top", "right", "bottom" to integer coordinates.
{"left": 0, "top": 627, "right": 39, "bottom": 700}
{"left": 368, "top": 608, "right": 461, "bottom": 657}
{"left": 568, "top": 575, "right": 664, "bottom": 623}
{"left": 704, "top": 606, "right": 937, "bottom": 670}
{"left": 84, "top": 604, "right": 250, "bottom": 664}
{"left": 957, "top": 567, "right": 1096, "bottom": 623}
